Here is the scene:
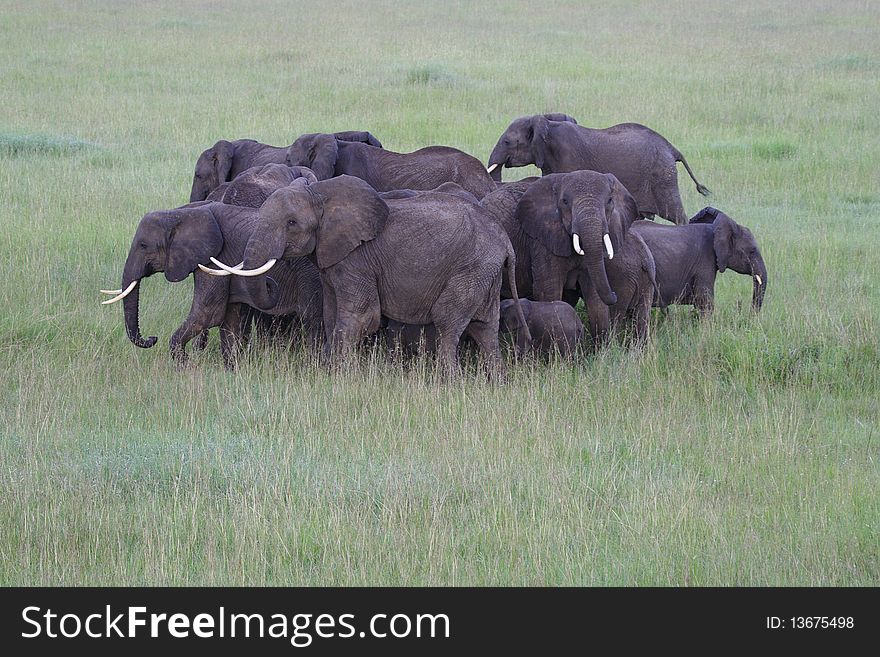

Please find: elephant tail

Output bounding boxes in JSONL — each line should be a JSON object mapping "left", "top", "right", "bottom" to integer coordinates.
{"left": 673, "top": 149, "right": 711, "bottom": 196}
{"left": 504, "top": 242, "right": 532, "bottom": 346}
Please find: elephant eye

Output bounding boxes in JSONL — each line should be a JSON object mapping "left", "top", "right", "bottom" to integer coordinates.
{"left": 287, "top": 218, "right": 297, "bottom": 226}
{"left": 503, "top": 139, "right": 511, "bottom": 146}
{"left": 561, "top": 197, "right": 570, "bottom": 206}
{"left": 138, "top": 241, "right": 148, "bottom": 249}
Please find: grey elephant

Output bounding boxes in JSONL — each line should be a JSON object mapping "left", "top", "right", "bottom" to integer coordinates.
{"left": 482, "top": 170, "right": 657, "bottom": 346}
{"left": 500, "top": 299, "right": 583, "bottom": 357}
{"left": 486, "top": 114, "right": 710, "bottom": 224}
{"left": 286, "top": 132, "right": 497, "bottom": 199}
{"left": 631, "top": 206, "right": 767, "bottom": 314}
{"left": 212, "top": 175, "right": 531, "bottom": 375}
{"left": 189, "top": 130, "right": 382, "bottom": 202}
{"left": 218, "top": 163, "right": 317, "bottom": 207}
{"left": 101, "top": 197, "right": 323, "bottom": 369}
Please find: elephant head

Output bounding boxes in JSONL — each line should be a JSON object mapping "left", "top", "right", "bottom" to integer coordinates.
{"left": 101, "top": 206, "right": 223, "bottom": 348}
{"left": 691, "top": 207, "right": 767, "bottom": 310}
{"left": 286, "top": 133, "right": 338, "bottom": 181}
{"left": 215, "top": 175, "right": 388, "bottom": 310}
{"left": 487, "top": 113, "right": 578, "bottom": 182}
{"left": 286, "top": 131, "right": 383, "bottom": 181}
{"left": 190, "top": 140, "right": 236, "bottom": 202}
{"left": 516, "top": 171, "right": 631, "bottom": 306}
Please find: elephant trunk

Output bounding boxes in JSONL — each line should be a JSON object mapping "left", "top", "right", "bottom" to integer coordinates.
{"left": 242, "top": 237, "right": 282, "bottom": 311}
{"left": 487, "top": 142, "right": 506, "bottom": 182}
{"left": 189, "top": 177, "right": 208, "bottom": 203}
{"left": 573, "top": 204, "right": 617, "bottom": 306}
{"left": 751, "top": 255, "right": 768, "bottom": 311}
{"left": 121, "top": 258, "right": 157, "bottom": 348}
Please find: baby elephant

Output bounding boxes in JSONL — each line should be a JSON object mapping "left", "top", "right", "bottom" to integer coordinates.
{"left": 500, "top": 299, "right": 583, "bottom": 357}
{"left": 631, "top": 207, "right": 767, "bottom": 314}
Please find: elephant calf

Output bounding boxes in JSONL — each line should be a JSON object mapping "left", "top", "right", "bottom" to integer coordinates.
{"left": 631, "top": 207, "right": 767, "bottom": 314}
{"left": 500, "top": 299, "right": 583, "bottom": 357}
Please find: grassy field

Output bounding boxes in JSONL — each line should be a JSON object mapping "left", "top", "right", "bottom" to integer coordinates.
{"left": 0, "top": 0, "right": 878, "bottom": 585}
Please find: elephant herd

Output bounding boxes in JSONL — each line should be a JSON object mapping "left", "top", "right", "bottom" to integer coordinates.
{"left": 101, "top": 115, "right": 768, "bottom": 375}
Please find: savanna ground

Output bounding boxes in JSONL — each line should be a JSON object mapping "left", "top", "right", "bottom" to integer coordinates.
{"left": 0, "top": 1, "right": 877, "bottom": 585}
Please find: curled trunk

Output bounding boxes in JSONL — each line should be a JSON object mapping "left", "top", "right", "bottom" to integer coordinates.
{"left": 241, "top": 240, "right": 281, "bottom": 311}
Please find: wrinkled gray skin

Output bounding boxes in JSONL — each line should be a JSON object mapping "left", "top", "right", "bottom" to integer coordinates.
{"left": 115, "top": 201, "right": 322, "bottom": 369}
{"left": 235, "top": 175, "right": 530, "bottom": 375}
{"left": 189, "top": 131, "right": 382, "bottom": 202}
{"left": 500, "top": 299, "right": 583, "bottom": 357}
{"left": 286, "top": 133, "right": 497, "bottom": 199}
{"left": 220, "top": 164, "right": 317, "bottom": 207}
{"left": 487, "top": 114, "right": 710, "bottom": 224}
{"left": 482, "top": 170, "right": 657, "bottom": 345}
{"left": 631, "top": 207, "right": 767, "bottom": 314}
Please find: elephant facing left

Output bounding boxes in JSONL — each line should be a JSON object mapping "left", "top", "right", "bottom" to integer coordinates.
{"left": 101, "top": 200, "right": 323, "bottom": 369}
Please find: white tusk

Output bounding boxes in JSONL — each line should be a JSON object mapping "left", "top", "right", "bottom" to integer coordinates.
{"left": 486, "top": 163, "right": 499, "bottom": 174}
{"left": 755, "top": 274, "right": 763, "bottom": 286}
{"left": 100, "top": 288, "right": 122, "bottom": 295}
{"left": 197, "top": 261, "right": 244, "bottom": 277}
{"left": 100, "top": 280, "right": 137, "bottom": 305}
{"left": 210, "top": 256, "right": 277, "bottom": 277}
{"left": 603, "top": 233, "right": 614, "bottom": 260}
{"left": 572, "top": 233, "right": 585, "bottom": 256}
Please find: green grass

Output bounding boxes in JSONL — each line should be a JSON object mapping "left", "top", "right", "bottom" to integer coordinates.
{"left": 0, "top": 0, "right": 878, "bottom": 585}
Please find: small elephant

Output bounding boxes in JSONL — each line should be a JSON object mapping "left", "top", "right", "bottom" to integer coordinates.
{"left": 286, "top": 133, "right": 497, "bottom": 199}
{"left": 214, "top": 176, "right": 531, "bottom": 375}
{"left": 631, "top": 207, "right": 767, "bottom": 314}
{"left": 500, "top": 299, "right": 583, "bottom": 357}
{"left": 487, "top": 114, "right": 710, "bottom": 224}
{"left": 101, "top": 201, "right": 323, "bottom": 368}
{"left": 482, "top": 170, "right": 657, "bottom": 345}
{"left": 189, "top": 131, "right": 382, "bottom": 202}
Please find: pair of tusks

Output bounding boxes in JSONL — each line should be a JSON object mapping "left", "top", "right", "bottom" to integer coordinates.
{"left": 572, "top": 233, "right": 614, "bottom": 260}
{"left": 486, "top": 163, "right": 499, "bottom": 174}
{"left": 199, "top": 257, "right": 276, "bottom": 277}
{"left": 100, "top": 280, "right": 138, "bottom": 305}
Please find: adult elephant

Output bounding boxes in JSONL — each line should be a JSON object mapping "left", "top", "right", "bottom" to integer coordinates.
{"left": 285, "top": 133, "right": 497, "bottom": 199}
{"left": 482, "top": 170, "right": 657, "bottom": 345}
{"left": 486, "top": 114, "right": 710, "bottom": 224}
{"left": 631, "top": 207, "right": 767, "bottom": 314}
{"left": 189, "top": 130, "right": 382, "bottom": 202}
{"left": 100, "top": 201, "right": 323, "bottom": 368}
{"left": 219, "top": 163, "right": 317, "bottom": 207}
{"left": 212, "top": 176, "right": 530, "bottom": 375}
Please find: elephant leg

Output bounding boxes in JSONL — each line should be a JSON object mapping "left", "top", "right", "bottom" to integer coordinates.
{"left": 325, "top": 286, "right": 380, "bottom": 369}
{"left": 192, "top": 330, "right": 210, "bottom": 351}
{"left": 432, "top": 318, "right": 468, "bottom": 378}
{"left": 465, "top": 319, "right": 506, "bottom": 381}
{"left": 655, "top": 175, "right": 688, "bottom": 225}
{"left": 632, "top": 291, "right": 652, "bottom": 347}
{"left": 219, "top": 303, "right": 247, "bottom": 370}
{"left": 693, "top": 285, "right": 714, "bottom": 317}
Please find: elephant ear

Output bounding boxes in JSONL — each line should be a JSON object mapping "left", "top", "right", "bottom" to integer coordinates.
{"left": 712, "top": 213, "right": 739, "bottom": 273}
{"left": 543, "top": 113, "right": 578, "bottom": 125}
{"left": 333, "top": 130, "right": 383, "bottom": 149}
{"left": 605, "top": 173, "right": 640, "bottom": 249}
{"left": 689, "top": 206, "right": 720, "bottom": 224}
{"left": 515, "top": 175, "right": 571, "bottom": 257}
{"left": 307, "top": 134, "right": 339, "bottom": 181}
{"left": 164, "top": 206, "right": 224, "bottom": 282}
{"left": 211, "top": 140, "right": 235, "bottom": 184}
{"left": 313, "top": 176, "right": 389, "bottom": 269}
{"left": 529, "top": 115, "right": 551, "bottom": 169}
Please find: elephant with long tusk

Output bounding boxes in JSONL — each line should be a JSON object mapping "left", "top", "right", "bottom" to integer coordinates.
{"left": 482, "top": 170, "right": 658, "bottom": 347}
{"left": 101, "top": 165, "right": 325, "bottom": 368}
